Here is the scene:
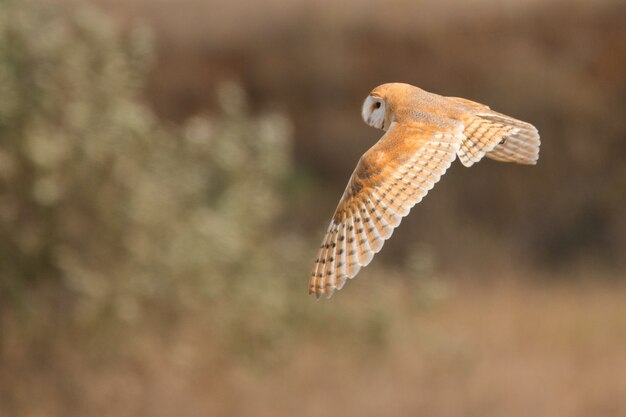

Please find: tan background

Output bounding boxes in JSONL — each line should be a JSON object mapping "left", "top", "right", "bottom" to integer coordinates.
{"left": 1, "top": 0, "right": 625, "bottom": 416}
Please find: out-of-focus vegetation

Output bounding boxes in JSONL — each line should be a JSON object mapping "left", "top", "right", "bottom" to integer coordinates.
{"left": 0, "top": 0, "right": 302, "bottom": 334}
{"left": 1, "top": 0, "right": 625, "bottom": 416}
{"left": 0, "top": 0, "right": 405, "bottom": 383}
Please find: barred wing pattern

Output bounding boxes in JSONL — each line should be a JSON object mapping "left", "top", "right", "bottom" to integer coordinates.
{"left": 309, "top": 123, "right": 459, "bottom": 298}
{"left": 457, "top": 113, "right": 539, "bottom": 167}
{"left": 448, "top": 97, "right": 540, "bottom": 167}
{"left": 482, "top": 114, "right": 540, "bottom": 165}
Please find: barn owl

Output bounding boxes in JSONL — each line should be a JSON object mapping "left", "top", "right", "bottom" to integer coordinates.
{"left": 310, "top": 83, "right": 540, "bottom": 298}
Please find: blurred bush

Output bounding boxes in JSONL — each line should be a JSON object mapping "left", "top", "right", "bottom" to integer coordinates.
{"left": 0, "top": 2, "right": 425, "bottom": 375}
{"left": 0, "top": 0, "right": 320, "bottom": 358}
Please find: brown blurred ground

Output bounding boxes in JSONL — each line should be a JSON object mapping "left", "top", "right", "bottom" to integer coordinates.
{"left": 4, "top": 273, "right": 626, "bottom": 417}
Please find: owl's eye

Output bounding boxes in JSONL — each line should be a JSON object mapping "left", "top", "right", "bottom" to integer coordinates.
{"left": 374, "top": 102, "right": 381, "bottom": 109}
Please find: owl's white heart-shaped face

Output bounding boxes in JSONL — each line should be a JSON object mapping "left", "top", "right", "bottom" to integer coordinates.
{"left": 361, "top": 95, "right": 387, "bottom": 130}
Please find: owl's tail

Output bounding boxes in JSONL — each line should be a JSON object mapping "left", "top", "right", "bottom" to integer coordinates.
{"left": 457, "top": 111, "right": 540, "bottom": 167}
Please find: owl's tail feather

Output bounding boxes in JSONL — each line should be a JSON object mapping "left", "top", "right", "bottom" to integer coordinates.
{"left": 458, "top": 112, "right": 540, "bottom": 167}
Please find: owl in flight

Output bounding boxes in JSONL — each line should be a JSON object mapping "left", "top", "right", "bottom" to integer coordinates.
{"left": 310, "top": 83, "right": 540, "bottom": 298}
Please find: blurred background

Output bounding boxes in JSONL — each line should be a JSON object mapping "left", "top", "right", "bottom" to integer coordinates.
{"left": 1, "top": 0, "right": 625, "bottom": 416}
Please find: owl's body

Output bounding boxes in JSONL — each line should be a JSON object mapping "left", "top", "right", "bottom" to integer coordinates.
{"left": 369, "top": 84, "right": 462, "bottom": 130}
{"left": 310, "top": 83, "right": 540, "bottom": 298}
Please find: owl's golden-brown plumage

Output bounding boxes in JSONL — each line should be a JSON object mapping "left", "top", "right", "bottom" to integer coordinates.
{"left": 310, "top": 83, "right": 540, "bottom": 298}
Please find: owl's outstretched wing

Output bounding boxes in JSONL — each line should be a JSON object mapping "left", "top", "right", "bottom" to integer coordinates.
{"left": 482, "top": 113, "right": 540, "bottom": 165}
{"left": 457, "top": 112, "right": 540, "bottom": 167}
{"left": 447, "top": 97, "right": 540, "bottom": 166}
{"left": 309, "top": 122, "right": 460, "bottom": 298}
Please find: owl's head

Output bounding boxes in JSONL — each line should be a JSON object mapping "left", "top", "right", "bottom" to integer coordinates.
{"left": 361, "top": 93, "right": 387, "bottom": 130}
{"left": 362, "top": 83, "right": 418, "bottom": 130}
{"left": 362, "top": 83, "right": 407, "bottom": 130}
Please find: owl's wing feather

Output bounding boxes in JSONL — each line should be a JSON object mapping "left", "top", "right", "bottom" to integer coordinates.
{"left": 447, "top": 97, "right": 540, "bottom": 166}
{"left": 457, "top": 113, "right": 519, "bottom": 167}
{"left": 482, "top": 113, "right": 540, "bottom": 165}
{"left": 457, "top": 113, "right": 540, "bottom": 166}
{"left": 310, "top": 123, "right": 459, "bottom": 298}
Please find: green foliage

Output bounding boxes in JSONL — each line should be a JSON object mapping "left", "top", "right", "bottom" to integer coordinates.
{"left": 0, "top": 1, "right": 421, "bottom": 368}
{"left": 0, "top": 0, "right": 306, "bottom": 348}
